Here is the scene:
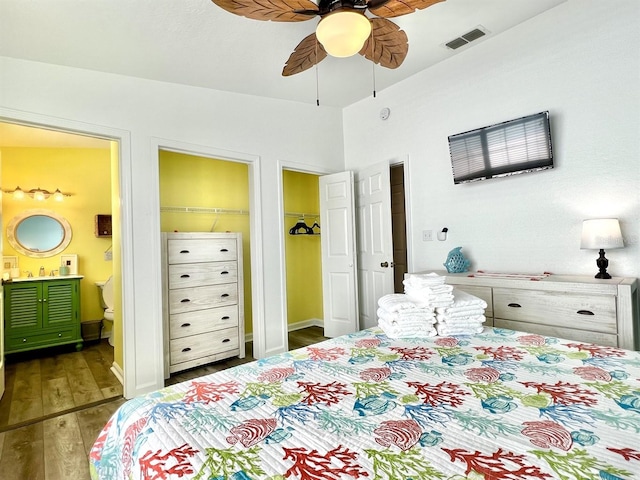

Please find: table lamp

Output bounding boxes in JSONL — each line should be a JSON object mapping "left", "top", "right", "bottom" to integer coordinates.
{"left": 580, "top": 218, "right": 624, "bottom": 279}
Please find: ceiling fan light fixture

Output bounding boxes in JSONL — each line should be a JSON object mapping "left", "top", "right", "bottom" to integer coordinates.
{"left": 316, "top": 10, "right": 371, "bottom": 58}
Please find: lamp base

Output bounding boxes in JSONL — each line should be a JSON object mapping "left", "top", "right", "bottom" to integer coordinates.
{"left": 594, "top": 248, "right": 612, "bottom": 279}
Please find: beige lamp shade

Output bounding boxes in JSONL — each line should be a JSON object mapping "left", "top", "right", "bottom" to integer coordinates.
{"left": 316, "top": 11, "right": 371, "bottom": 58}
{"left": 580, "top": 218, "right": 624, "bottom": 249}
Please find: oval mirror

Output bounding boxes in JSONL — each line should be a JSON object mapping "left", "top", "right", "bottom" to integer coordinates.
{"left": 7, "top": 209, "right": 72, "bottom": 258}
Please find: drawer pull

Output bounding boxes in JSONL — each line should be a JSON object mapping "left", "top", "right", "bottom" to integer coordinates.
{"left": 221, "top": 316, "right": 230, "bottom": 320}
{"left": 507, "top": 303, "right": 522, "bottom": 308}
{"left": 180, "top": 298, "right": 191, "bottom": 303}
{"left": 180, "top": 323, "right": 191, "bottom": 327}
{"left": 221, "top": 271, "right": 229, "bottom": 275}
{"left": 181, "top": 347, "right": 192, "bottom": 352}
{"left": 222, "top": 338, "right": 231, "bottom": 343}
{"left": 180, "top": 274, "right": 190, "bottom": 278}
{"left": 577, "top": 310, "right": 595, "bottom": 316}
{"left": 23, "top": 338, "right": 27, "bottom": 342}
{"left": 58, "top": 333, "right": 62, "bottom": 337}
{"left": 221, "top": 293, "right": 230, "bottom": 298}
{"left": 220, "top": 248, "right": 229, "bottom": 252}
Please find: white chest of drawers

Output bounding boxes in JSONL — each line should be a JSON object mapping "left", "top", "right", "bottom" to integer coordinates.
{"left": 410, "top": 271, "right": 638, "bottom": 350}
{"left": 161, "top": 232, "right": 245, "bottom": 376}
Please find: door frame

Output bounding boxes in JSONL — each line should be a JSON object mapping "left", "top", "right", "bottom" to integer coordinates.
{"left": 277, "top": 161, "right": 334, "bottom": 352}
{"left": 152, "top": 138, "right": 266, "bottom": 358}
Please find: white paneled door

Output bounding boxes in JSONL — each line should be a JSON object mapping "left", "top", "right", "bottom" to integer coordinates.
{"left": 355, "top": 162, "right": 395, "bottom": 329}
{"left": 319, "top": 171, "right": 359, "bottom": 337}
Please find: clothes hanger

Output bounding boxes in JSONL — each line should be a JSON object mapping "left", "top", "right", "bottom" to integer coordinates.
{"left": 309, "top": 218, "right": 320, "bottom": 234}
{"left": 289, "top": 217, "right": 313, "bottom": 235}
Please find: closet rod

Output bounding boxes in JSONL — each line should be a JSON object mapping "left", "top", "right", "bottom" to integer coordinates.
{"left": 284, "top": 211, "right": 319, "bottom": 218}
{"left": 161, "top": 206, "right": 249, "bottom": 215}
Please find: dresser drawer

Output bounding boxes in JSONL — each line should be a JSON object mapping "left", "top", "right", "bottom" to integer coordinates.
{"left": 494, "top": 319, "right": 618, "bottom": 347}
{"left": 6, "top": 327, "right": 76, "bottom": 352}
{"left": 493, "top": 288, "right": 617, "bottom": 334}
{"left": 168, "top": 262, "right": 238, "bottom": 289}
{"left": 167, "top": 238, "right": 237, "bottom": 264}
{"left": 170, "top": 327, "right": 240, "bottom": 365}
{"left": 169, "top": 305, "right": 239, "bottom": 339}
{"left": 169, "top": 284, "right": 238, "bottom": 314}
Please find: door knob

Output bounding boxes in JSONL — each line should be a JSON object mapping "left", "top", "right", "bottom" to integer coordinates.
{"left": 381, "top": 262, "right": 389, "bottom": 268}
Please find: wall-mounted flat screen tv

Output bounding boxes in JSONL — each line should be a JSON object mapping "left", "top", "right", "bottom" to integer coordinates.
{"left": 448, "top": 111, "right": 553, "bottom": 184}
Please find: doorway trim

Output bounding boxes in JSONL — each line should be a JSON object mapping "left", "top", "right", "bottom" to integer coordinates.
{"left": 152, "top": 138, "right": 266, "bottom": 358}
{"left": 277, "top": 160, "right": 334, "bottom": 352}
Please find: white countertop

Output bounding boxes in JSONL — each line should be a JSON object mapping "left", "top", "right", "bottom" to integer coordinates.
{"left": 7, "top": 275, "right": 84, "bottom": 282}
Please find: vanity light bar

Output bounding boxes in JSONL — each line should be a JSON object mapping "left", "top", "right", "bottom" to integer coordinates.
{"left": 3, "top": 186, "right": 72, "bottom": 201}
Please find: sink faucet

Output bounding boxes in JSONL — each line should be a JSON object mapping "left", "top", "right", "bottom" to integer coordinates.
{"left": 50, "top": 269, "right": 57, "bottom": 277}
{"left": 26, "top": 270, "right": 33, "bottom": 278}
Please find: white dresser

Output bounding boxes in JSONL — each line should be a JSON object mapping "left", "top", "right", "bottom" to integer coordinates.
{"left": 161, "top": 232, "right": 245, "bottom": 377}
{"left": 410, "top": 271, "right": 638, "bottom": 350}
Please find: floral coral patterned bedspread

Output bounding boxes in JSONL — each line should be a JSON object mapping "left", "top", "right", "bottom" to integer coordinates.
{"left": 90, "top": 327, "right": 640, "bottom": 479}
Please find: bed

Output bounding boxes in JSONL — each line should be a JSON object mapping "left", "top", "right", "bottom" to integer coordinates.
{"left": 90, "top": 326, "right": 640, "bottom": 479}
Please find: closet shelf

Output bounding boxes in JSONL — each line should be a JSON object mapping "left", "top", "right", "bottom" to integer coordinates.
{"left": 284, "top": 211, "right": 319, "bottom": 219}
{"left": 161, "top": 206, "right": 249, "bottom": 215}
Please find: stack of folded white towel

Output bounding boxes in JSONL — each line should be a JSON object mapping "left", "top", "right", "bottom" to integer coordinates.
{"left": 434, "top": 288, "right": 487, "bottom": 336}
{"left": 403, "top": 273, "right": 455, "bottom": 308}
{"left": 377, "top": 294, "right": 437, "bottom": 339}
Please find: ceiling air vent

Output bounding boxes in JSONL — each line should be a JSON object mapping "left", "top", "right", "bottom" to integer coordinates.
{"left": 445, "top": 26, "right": 488, "bottom": 50}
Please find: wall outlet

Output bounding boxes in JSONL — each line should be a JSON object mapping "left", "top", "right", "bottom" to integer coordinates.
{"left": 104, "top": 250, "right": 113, "bottom": 261}
{"left": 422, "top": 230, "right": 433, "bottom": 241}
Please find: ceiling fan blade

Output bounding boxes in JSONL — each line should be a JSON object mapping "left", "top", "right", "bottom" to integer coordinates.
{"left": 359, "top": 18, "right": 408, "bottom": 69}
{"left": 368, "top": 0, "right": 444, "bottom": 18}
{"left": 211, "top": 0, "right": 319, "bottom": 21}
{"left": 282, "top": 33, "right": 328, "bottom": 76}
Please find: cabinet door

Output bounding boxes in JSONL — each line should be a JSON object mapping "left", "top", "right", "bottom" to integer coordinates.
{"left": 4, "top": 282, "right": 43, "bottom": 334}
{"left": 43, "top": 280, "right": 79, "bottom": 329}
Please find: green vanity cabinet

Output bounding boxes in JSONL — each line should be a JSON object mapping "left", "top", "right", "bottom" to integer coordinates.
{"left": 3, "top": 278, "right": 83, "bottom": 354}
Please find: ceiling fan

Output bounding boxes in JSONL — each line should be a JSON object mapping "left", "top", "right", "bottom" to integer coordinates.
{"left": 210, "top": 0, "right": 445, "bottom": 76}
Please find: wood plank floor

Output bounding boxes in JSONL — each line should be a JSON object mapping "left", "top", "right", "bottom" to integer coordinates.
{"left": 0, "top": 326, "right": 327, "bottom": 480}
{"left": 0, "top": 339, "right": 122, "bottom": 432}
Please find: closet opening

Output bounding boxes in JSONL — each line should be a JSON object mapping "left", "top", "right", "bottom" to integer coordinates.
{"left": 157, "top": 150, "right": 253, "bottom": 381}
{"left": 282, "top": 169, "right": 325, "bottom": 347}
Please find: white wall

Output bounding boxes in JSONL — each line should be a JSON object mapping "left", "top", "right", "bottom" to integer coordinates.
{"left": 344, "top": 0, "right": 639, "bottom": 278}
{"left": 0, "top": 58, "right": 345, "bottom": 396}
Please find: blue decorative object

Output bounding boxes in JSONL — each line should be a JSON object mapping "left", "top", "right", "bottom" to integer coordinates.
{"left": 443, "top": 247, "right": 470, "bottom": 273}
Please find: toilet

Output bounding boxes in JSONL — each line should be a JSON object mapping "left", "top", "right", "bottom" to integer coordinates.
{"left": 96, "top": 276, "right": 115, "bottom": 346}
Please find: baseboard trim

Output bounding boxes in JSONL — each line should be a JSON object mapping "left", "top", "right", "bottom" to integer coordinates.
{"left": 111, "top": 361, "right": 124, "bottom": 386}
{"left": 244, "top": 318, "right": 323, "bottom": 343}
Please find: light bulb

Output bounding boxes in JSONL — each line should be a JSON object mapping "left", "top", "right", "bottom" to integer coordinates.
{"left": 316, "top": 10, "right": 371, "bottom": 58}
{"left": 13, "top": 186, "right": 25, "bottom": 200}
{"left": 53, "top": 189, "right": 65, "bottom": 202}
{"left": 34, "top": 189, "right": 46, "bottom": 201}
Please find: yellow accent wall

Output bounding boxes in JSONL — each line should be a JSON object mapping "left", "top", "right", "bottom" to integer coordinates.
{"left": 158, "top": 151, "right": 252, "bottom": 332}
{"left": 1, "top": 147, "right": 113, "bottom": 327}
{"left": 282, "top": 170, "right": 323, "bottom": 325}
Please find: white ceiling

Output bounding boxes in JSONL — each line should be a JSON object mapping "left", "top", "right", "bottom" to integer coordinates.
{"left": 0, "top": 0, "right": 567, "bottom": 110}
